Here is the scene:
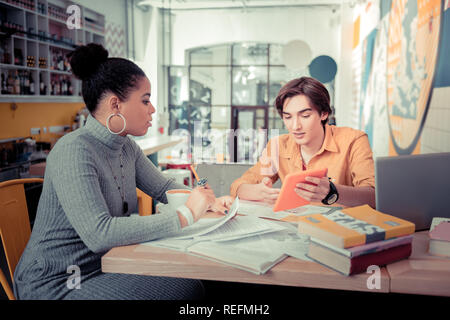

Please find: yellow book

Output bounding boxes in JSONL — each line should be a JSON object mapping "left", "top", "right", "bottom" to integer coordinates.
{"left": 298, "top": 205, "right": 415, "bottom": 248}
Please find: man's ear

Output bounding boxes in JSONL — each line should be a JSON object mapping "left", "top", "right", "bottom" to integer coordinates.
{"left": 321, "top": 112, "right": 329, "bottom": 121}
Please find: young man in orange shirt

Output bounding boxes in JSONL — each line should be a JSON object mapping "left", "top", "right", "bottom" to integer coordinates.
{"left": 230, "top": 77, "right": 376, "bottom": 208}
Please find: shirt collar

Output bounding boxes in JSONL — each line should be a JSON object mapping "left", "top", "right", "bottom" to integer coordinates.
{"left": 83, "top": 114, "right": 127, "bottom": 152}
{"left": 284, "top": 124, "right": 339, "bottom": 160}
{"left": 319, "top": 124, "right": 339, "bottom": 154}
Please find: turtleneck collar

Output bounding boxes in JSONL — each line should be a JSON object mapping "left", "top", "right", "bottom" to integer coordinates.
{"left": 83, "top": 114, "right": 127, "bottom": 152}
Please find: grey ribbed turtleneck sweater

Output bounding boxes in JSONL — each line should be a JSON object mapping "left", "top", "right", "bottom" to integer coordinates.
{"left": 13, "top": 115, "right": 191, "bottom": 299}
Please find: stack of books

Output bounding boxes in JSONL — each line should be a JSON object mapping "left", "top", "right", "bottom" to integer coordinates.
{"left": 298, "top": 205, "right": 416, "bottom": 276}
{"left": 428, "top": 217, "right": 450, "bottom": 257}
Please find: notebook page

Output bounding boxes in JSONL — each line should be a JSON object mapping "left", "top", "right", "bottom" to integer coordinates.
{"left": 196, "top": 215, "right": 287, "bottom": 241}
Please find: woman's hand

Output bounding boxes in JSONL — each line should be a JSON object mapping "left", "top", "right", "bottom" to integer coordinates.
{"left": 209, "top": 195, "right": 234, "bottom": 214}
{"left": 185, "top": 185, "right": 216, "bottom": 221}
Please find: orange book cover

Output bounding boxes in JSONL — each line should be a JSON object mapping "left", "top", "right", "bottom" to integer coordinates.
{"left": 298, "top": 205, "right": 415, "bottom": 248}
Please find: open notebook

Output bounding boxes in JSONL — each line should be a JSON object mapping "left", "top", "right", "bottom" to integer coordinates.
{"left": 142, "top": 197, "right": 312, "bottom": 274}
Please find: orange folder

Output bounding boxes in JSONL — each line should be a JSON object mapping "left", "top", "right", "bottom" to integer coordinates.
{"left": 272, "top": 168, "right": 328, "bottom": 212}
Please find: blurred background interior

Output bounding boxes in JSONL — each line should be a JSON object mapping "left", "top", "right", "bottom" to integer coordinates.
{"left": 0, "top": 0, "right": 450, "bottom": 299}
{"left": 1, "top": 0, "right": 449, "bottom": 180}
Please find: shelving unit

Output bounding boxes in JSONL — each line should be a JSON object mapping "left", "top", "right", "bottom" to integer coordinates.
{"left": 0, "top": 0, "right": 105, "bottom": 102}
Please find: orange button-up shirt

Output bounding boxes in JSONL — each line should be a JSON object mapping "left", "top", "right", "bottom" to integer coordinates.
{"left": 230, "top": 125, "right": 375, "bottom": 197}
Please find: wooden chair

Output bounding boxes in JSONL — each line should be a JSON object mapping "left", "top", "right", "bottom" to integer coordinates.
{"left": 0, "top": 179, "right": 152, "bottom": 300}
{"left": 136, "top": 188, "right": 152, "bottom": 216}
{"left": 0, "top": 178, "right": 44, "bottom": 300}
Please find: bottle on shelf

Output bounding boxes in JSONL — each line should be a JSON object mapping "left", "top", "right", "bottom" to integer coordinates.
{"left": 64, "top": 54, "right": 71, "bottom": 72}
{"left": 61, "top": 77, "right": 65, "bottom": 95}
{"left": 14, "top": 70, "right": 20, "bottom": 94}
{"left": 24, "top": 71, "right": 30, "bottom": 95}
{"left": 7, "top": 71, "right": 14, "bottom": 94}
{"left": 67, "top": 77, "right": 73, "bottom": 96}
{"left": 55, "top": 76, "right": 60, "bottom": 95}
{"left": 19, "top": 71, "right": 24, "bottom": 94}
{"left": 0, "top": 44, "right": 4, "bottom": 64}
{"left": 29, "top": 72, "right": 35, "bottom": 95}
{"left": 4, "top": 42, "right": 10, "bottom": 64}
{"left": 39, "top": 57, "right": 47, "bottom": 68}
{"left": 57, "top": 52, "right": 64, "bottom": 71}
{"left": 27, "top": 55, "right": 36, "bottom": 67}
{"left": 1, "top": 73, "right": 7, "bottom": 94}
{"left": 39, "top": 73, "right": 46, "bottom": 95}
{"left": 14, "top": 48, "right": 24, "bottom": 65}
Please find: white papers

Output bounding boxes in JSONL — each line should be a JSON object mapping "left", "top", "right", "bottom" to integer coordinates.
{"left": 187, "top": 232, "right": 289, "bottom": 274}
{"left": 141, "top": 196, "right": 314, "bottom": 275}
{"left": 196, "top": 216, "right": 287, "bottom": 242}
{"left": 174, "top": 196, "right": 240, "bottom": 239}
{"left": 238, "top": 200, "right": 336, "bottom": 221}
{"left": 143, "top": 215, "right": 290, "bottom": 250}
{"left": 276, "top": 232, "right": 312, "bottom": 261}
{"left": 285, "top": 205, "right": 336, "bottom": 216}
{"left": 146, "top": 237, "right": 198, "bottom": 251}
{"left": 238, "top": 200, "right": 290, "bottom": 219}
{"left": 155, "top": 197, "right": 240, "bottom": 240}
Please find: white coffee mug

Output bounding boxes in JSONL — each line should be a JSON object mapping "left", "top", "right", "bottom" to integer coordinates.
{"left": 166, "top": 189, "right": 191, "bottom": 210}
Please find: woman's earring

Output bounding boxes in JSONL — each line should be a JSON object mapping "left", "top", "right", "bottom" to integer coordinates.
{"left": 106, "top": 113, "right": 127, "bottom": 135}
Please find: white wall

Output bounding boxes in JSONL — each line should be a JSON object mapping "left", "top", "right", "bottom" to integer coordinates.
{"left": 73, "top": 0, "right": 126, "bottom": 28}
{"left": 335, "top": 2, "right": 355, "bottom": 129}
{"left": 170, "top": 7, "right": 341, "bottom": 67}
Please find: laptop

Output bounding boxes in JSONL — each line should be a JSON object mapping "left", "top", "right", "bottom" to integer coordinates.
{"left": 375, "top": 152, "right": 450, "bottom": 231}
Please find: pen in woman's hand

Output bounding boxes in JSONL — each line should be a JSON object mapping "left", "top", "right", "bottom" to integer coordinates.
{"left": 190, "top": 164, "right": 208, "bottom": 187}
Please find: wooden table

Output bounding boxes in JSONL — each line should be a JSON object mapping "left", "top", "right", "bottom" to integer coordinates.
{"left": 102, "top": 228, "right": 450, "bottom": 296}
{"left": 134, "top": 136, "right": 182, "bottom": 156}
{"left": 102, "top": 216, "right": 390, "bottom": 294}
{"left": 386, "top": 231, "right": 450, "bottom": 297}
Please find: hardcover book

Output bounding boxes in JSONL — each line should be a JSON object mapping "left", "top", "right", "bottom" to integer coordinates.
{"left": 297, "top": 205, "right": 415, "bottom": 248}
{"left": 310, "top": 234, "right": 413, "bottom": 258}
{"left": 307, "top": 241, "right": 412, "bottom": 276}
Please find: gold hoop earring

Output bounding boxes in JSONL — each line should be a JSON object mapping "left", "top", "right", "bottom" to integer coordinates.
{"left": 106, "top": 113, "right": 127, "bottom": 135}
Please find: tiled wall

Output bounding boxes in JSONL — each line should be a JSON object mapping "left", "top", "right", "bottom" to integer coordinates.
{"left": 421, "top": 87, "right": 450, "bottom": 153}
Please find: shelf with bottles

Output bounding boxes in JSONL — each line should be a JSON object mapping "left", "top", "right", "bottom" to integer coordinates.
{"left": 0, "top": 0, "right": 36, "bottom": 14}
{"left": 0, "top": 0, "right": 104, "bottom": 101}
{"left": 0, "top": 21, "right": 78, "bottom": 50}
{"left": 83, "top": 6, "right": 104, "bottom": 35}
{"left": 1, "top": 0, "right": 105, "bottom": 39}
{"left": 49, "top": 72, "right": 73, "bottom": 96}
{"left": 0, "top": 67, "right": 81, "bottom": 100}
{"left": 49, "top": 46, "right": 69, "bottom": 71}
{"left": 1, "top": 69, "right": 37, "bottom": 95}
{"left": 47, "top": 1, "right": 68, "bottom": 24}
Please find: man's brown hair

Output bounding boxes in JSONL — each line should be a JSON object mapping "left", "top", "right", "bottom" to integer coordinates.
{"left": 275, "top": 77, "right": 332, "bottom": 125}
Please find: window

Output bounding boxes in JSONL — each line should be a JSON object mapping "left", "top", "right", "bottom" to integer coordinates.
{"left": 168, "top": 42, "right": 289, "bottom": 163}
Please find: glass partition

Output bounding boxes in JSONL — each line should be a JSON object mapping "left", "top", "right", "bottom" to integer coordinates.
{"left": 190, "top": 66, "right": 231, "bottom": 106}
{"left": 232, "top": 43, "right": 268, "bottom": 65}
{"left": 190, "top": 45, "right": 230, "bottom": 66}
{"left": 169, "top": 42, "right": 293, "bottom": 163}
{"left": 232, "top": 66, "right": 268, "bottom": 106}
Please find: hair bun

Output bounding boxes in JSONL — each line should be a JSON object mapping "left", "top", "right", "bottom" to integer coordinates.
{"left": 69, "top": 43, "right": 109, "bottom": 81}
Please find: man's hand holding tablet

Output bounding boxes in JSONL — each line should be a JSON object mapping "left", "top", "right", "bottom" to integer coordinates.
{"left": 273, "top": 168, "right": 328, "bottom": 212}
{"left": 294, "top": 168, "right": 332, "bottom": 203}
